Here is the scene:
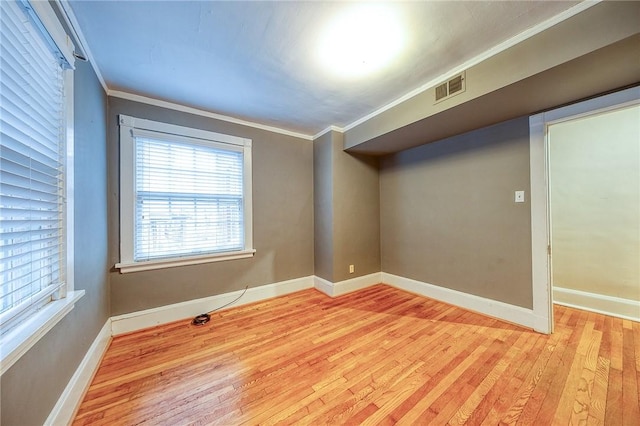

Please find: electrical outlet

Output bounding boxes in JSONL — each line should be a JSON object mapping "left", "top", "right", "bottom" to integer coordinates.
{"left": 515, "top": 190, "right": 525, "bottom": 203}
{"left": 349, "top": 264, "right": 354, "bottom": 274}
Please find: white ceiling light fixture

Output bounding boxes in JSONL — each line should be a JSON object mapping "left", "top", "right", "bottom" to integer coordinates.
{"left": 317, "top": 3, "right": 406, "bottom": 79}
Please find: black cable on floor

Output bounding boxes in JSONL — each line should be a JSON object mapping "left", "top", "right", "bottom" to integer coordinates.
{"left": 192, "top": 285, "right": 248, "bottom": 326}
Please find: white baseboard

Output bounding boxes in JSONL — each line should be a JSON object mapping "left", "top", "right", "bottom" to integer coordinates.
{"left": 553, "top": 286, "right": 640, "bottom": 322}
{"left": 111, "top": 276, "right": 315, "bottom": 335}
{"left": 316, "top": 272, "right": 536, "bottom": 329}
{"left": 335, "top": 272, "right": 382, "bottom": 296}
{"left": 45, "top": 319, "right": 112, "bottom": 426}
{"left": 382, "top": 272, "right": 536, "bottom": 329}
{"left": 313, "top": 275, "right": 334, "bottom": 296}
{"left": 313, "top": 272, "right": 382, "bottom": 297}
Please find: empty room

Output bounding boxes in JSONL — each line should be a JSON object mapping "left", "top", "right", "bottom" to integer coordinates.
{"left": 1, "top": 0, "right": 639, "bottom": 425}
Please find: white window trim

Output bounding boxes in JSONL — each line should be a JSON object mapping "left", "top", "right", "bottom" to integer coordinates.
{"left": 116, "top": 115, "right": 255, "bottom": 273}
{"left": 0, "top": 1, "right": 83, "bottom": 375}
{"left": 23, "top": 0, "right": 75, "bottom": 68}
{"left": 0, "top": 290, "right": 83, "bottom": 375}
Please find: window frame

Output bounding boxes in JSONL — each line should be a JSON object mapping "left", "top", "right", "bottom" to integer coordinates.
{"left": 116, "top": 115, "right": 255, "bottom": 273}
{"left": 0, "top": 0, "right": 82, "bottom": 375}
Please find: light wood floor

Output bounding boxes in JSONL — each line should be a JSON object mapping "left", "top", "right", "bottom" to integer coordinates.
{"left": 73, "top": 284, "right": 640, "bottom": 425}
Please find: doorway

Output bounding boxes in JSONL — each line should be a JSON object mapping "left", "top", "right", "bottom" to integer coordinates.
{"left": 548, "top": 104, "right": 639, "bottom": 321}
{"left": 529, "top": 86, "right": 640, "bottom": 334}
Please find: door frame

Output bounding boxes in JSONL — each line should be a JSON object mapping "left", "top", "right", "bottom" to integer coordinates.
{"left": 529, "top": 86, "right": 640, "bottom": 334}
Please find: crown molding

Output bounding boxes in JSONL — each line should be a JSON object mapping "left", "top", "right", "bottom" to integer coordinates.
{"left": 57, "top": 0, "right": 108, "bottom": 93}
{"left": 343, "top": 0, "right": 602, "bottom": 133}
{"left": 312, "top": 125, "right": 345, "bottom": 140}
{"left": 108, "top": 91, "right": 314, "bottom": 140}
{"left": 58, "top": 0, "right": 601, "bottom": 142}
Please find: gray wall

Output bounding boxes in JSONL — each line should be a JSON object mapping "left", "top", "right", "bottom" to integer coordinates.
{"left": 1, "top": 60, "right": 110, "bottom": 425}
{"left": 333, "top": 132, "right": 380, "bottom": 282}
{"left": 313, "top": 131, "right": 334, "bottom": 281}
{"left": 313, "top": 130, "right": 380, "bottom": 283}
{"left": 380, "top": 117, "right": 533, "bottom": 309}
{"left": 107, "top": 98, "right": 314, "bottom": 315}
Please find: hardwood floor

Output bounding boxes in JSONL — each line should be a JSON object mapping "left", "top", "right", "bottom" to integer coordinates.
{"left": 73, "top": 285, "right": 640, "bottom": 425}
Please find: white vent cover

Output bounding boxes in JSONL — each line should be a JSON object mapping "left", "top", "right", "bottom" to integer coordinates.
{"left": 435, "top": 71, "right": 466, "bottom": 103}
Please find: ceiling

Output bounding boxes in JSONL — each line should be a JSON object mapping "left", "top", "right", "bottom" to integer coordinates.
{"left": 68, "top": 1, "right": 582, "bottom": 137}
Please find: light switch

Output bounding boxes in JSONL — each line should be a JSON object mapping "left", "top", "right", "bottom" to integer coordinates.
{"left": 515, "top": 190, "right": 525, "bottom": 203}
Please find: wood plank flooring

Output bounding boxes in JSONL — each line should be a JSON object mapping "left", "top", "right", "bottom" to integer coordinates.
{"left": 73, "top": 284, "right": 640, "bottom": 425}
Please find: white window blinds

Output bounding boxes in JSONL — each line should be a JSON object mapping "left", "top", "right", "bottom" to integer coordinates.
{"left": 134, "top": 133, "right": 244, "bottom": 261}
{"left": 117, "top": 115, "right": 254, "bottom": 273}
{"left": 0, "top": 0, "right": 68, "bottom": 331}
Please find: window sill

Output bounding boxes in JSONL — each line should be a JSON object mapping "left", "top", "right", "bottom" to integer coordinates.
{"left": 0, "top": 290, "right": 85, "bottom": 376}
{"left": 115, "top": 249, "right": 256, "bottom": 274}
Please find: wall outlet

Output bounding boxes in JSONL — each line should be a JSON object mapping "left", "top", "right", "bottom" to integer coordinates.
{"left": 349, "top": 264, "right": 354, "bottom": 274}
{"left": 515, "top": 190, "right": 525, "bottom": 203}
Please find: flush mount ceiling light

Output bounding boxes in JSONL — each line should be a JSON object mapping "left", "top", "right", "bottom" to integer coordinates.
{"left": 317, "top": 4, "right": 405, "bottom": 79}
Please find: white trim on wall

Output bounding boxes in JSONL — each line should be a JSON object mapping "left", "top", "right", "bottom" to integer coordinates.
{"left": 313, "top": 276, "right": 334, "bottom": 297}
{"left": 57, "top": 0, "right": 108, "bottom": 92}
{"left": 529, "top": 114, "right": 553, "bottom": 334}
{"left": 58, "top": 0, "right": 600, "bottom": 143}
{"left": 343, "top": 1, "right": 601, "bottom": 133}
{"left": 109, "top": 91, "right": 313, "bottom": 141}
{"left": 55, "top": 1, "right": 315, "bottom": 142}
{"left": 382, "top": 273, "right": 536, "bottom": 330}
{"left": 110, "top": 270, "right": 543, "bottom": 337}
{"left": 45, "top": 319, "right": 111, "bottom": 426}
{"left": 554, "top": 287, "right": 640, "bottom": 322}
{"left": 0, "top": 291, "right": 84, "bottom": 376}
{"left": 313, "top": 272, "right": 383, "bottom": 297}
{"left": 312, "top": 125, "right": 345, "bottom": 140}
{"left": 111, "top": 276, "right": 314, "bottom": 335}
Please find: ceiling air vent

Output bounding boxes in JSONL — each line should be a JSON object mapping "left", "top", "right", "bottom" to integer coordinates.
{"left": 435, "top": 82, "right": 448, "bottom": 102}
{"left": 434, "top": 71, "right": 466, "bottom": 104}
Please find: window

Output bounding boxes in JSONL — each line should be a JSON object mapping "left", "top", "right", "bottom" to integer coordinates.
{"left": 117, "top": 115, "right": 254, "bottom": 273}
{"left": 0, "top": 0, "right": 81, "bottom": 373}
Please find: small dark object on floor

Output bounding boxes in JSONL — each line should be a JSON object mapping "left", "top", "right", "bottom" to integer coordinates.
{"left": 192, "top": 313, "right": 210, "bottom": 326}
